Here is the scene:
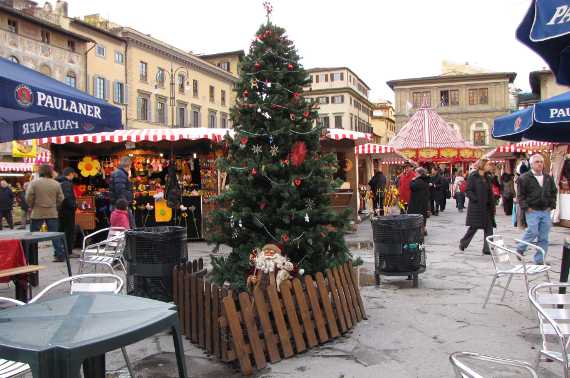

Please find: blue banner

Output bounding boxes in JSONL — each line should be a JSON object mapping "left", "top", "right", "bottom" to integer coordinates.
{"left": 531, "top": 0, "right": 570, "bottom": 41}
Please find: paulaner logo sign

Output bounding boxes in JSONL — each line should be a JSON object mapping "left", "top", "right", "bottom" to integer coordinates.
{"left": 546, "top": 5, "right": 570, "bottom": 25}
{"left": 21, "top": 120, "right": 80, "bottom": 136}
{"left": 549, "top": 107, "right": 570, "bottom": 118}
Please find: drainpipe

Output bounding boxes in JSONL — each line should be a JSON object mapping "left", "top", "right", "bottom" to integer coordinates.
{"left": 124, "top": 39, "right": 128, "bottom": 129}
{"left": 84, "top": 42, "right": 95, "bottom": 94}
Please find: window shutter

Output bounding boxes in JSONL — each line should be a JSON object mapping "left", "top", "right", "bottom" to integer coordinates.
{"left": 315, "top": 75, "right": 319, "bottom": 83}
{"left": 325, "top": 74, "right": 328, "bottom": 82}
{"left": 85, "top": 75, "right": 90, "bottom": 94}
{"left": 92, "top": 76, "right": 97, "bottom": 96}
{"left": 340, "top": 72, "right": 344, "bottom": 81}
{"left": 147, "top": 97, "right": 151, "bottom": 122}
{"left": 104, "top": 79, "right": 110, "bottom": 100}
{"left": 330, "top": 74, "right": 334, "bottom": 82}
{"left": 113, "top": 81, "right": 118, "bottom": 103}
{"left": 136, "top": 96, "right": 141, "bottom": 119}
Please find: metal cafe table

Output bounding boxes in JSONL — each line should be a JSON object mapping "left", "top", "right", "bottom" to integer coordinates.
{"left": 0, "top": 293, "right": 188, "bottom": 378}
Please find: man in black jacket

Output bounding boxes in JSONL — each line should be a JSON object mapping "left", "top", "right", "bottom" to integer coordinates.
{"left": 0, "top": 180, "right": 14, "bottom": 230}
{"left": 109, "top": 156, "right": 133, "bottom": 227}
{"left": 57, "top": 167, "right": 77, "bottom": 256}
{"left": 368, "top": 168, "right": 386, "bottom": 215}
{"left": 516, "top": 154, "right": 557, "bottom": 264}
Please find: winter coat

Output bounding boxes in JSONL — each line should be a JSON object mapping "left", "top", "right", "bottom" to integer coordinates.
{"left": 407, "top": 175, "right": 430, "bottom": 219}
{"left": 398, "top": 170, "right": 415, "bottom": 204}
{"left": 517, "top": 171, "right": 557, "bottom": 211}
{"left": 465, "top": 171, "right": 495, "bottom": 228}
{"left": 368, "top": 172, "right": 387, "bottom": 195}
{"left": 56, "top": 176, "right": 76, "bottom": 214}
{"left": 501, "top": 173, "right": 515, "bottom": 199}
{"left": 0, "top": 187, "right": 14, "bottom": 210}
{"left": 110, "top": 209, "right": 130, "bottom": 230}
{"left": 429, "top": 173, "right": 445, "bottom": 201}
{"left": 109, "top": 167, "right": 133, "bottom": 205}
{"left": 26, "top": 177, "right": 64, "bottom": 219}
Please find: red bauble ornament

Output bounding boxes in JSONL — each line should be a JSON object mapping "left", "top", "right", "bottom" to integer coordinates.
{"left": 240, "top": 137, "right": 248, "bottom": 145}
{"left": 287, "top": 63, "right": 294, "bottom": 71}
{"left": 291, "top": 141, "right": 307, "bottom": 167}
{"left": 281, "top": 233, "right": 290, "bottom": 242}
{"left": 303, "top": 111, "right": 310, "bottom": 118}
{"left": 243, "top": 89, "right": 249, "bottom": 97}
{"left": 252, "top": 168, "right": 257, "bottom": 176}
{"left": 292, "top": 92, "right": 300, "bottom": 100}
{"left": 281, "top": 159, "right": 289, "bottom": 166}
{"left": 254, "top": 62, "right": 262, "bottom": 71}
{"left": 293, "top": 178, "right": 302, "bottom": 187}
{"left": 260, "top": 201, "right": 267, "bottom": 209}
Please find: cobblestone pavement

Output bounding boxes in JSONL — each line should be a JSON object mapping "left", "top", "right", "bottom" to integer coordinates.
{"left": 1, "top": 199, "right": 568, "bottom": 377}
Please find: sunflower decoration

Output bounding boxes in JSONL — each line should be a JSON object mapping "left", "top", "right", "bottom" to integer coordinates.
{"left": 78, "top": 156, "right": 101, "bottom": 177}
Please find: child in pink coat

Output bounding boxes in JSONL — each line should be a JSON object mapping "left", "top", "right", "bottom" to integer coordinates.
{"left": 110, "top": 198, "right": 131, "bottom": 230}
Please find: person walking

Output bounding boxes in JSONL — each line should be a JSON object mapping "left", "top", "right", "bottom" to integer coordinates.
{"left": 515, "top": 154, "right": 557, "bottom": 264}
{"left": 459, "top": 159, "right": 496, "bottom": 255}
{"left": 440, "top": 171, "right": 451, "bottom": 212}
{"left": 398, "top": 163, "right": 415, "bottom": 211}
{"left": 0, "top": 180, "right": 14, "bottom": 230}
{"left": 501, "top": 171, "right": 515, "bottom": 216}
{"left": 26, "top": 164, "right": 65, "bottom": 262}
{"left": 109, "top": 156, "right": 134, "bottom": 227}
{"left": 368, "top": 168, "right": 387, "bottom": 215}
{"left": 429, "top": 167, "right": 444, "bottom": 216}
{"left": 408, "top": 167, "right": 430, "bottom": 236}
{"left": 453, "top": 171, "right": 467, "bottom": 212}
{"left": 16, "top": 182, "right": 30, "bottom": 229}
{"left": 57, "top": 167, "right": 77, "bottom": 257}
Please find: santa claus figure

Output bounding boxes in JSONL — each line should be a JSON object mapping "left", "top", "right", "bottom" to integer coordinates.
{"left": 247, "top": 244, "right": 296, "bottom": 291}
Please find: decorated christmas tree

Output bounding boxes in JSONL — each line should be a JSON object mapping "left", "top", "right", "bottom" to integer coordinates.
{"left": 208, "top": 3, "right": 351, "bottom": 290}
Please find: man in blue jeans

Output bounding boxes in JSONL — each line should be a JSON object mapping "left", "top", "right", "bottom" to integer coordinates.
{"left": 516, "top": 154, "right": 558, "bottom": 264}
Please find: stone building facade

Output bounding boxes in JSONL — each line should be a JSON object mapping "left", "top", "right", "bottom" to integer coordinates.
{"left": 370, "top": 101, "right": 395, "bottom": 144}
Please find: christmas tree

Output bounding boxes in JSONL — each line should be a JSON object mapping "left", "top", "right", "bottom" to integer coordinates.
{"left": 208, "top": 4, "right": 351, "bottom": 291}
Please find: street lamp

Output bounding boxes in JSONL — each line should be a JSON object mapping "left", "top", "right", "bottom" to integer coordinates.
{"left": 156, "top": 64, "right": 190, "bottom": 128}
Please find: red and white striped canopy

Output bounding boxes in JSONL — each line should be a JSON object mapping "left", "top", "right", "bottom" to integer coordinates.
{"left": 23, "top": 149, "right": 51, "bottom": 164}
{"left": 496, "top": 140, "right": 552, "bottom": 153}
{"left": 388, "top": 106, "right": 471, "bottom": 149}
{"left": 39, "top": 128, "right": 232, "bottom": 145}
{"left": 355, "top": 143, "right": 413, "bottom": 165}
{"left": 325, "top": 129, "right": 372, "bottom": 141}
{"left": 0, "top": 162, "right": 34, "bottom": 172}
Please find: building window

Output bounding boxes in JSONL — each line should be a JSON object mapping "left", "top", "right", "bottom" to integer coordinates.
{"left": 317, "top": 96, "right": 329, "bottom": 104}
{"left": 40, "top": 30, "right": 50, "bottom": 44}
{"left": 412, "top": 91, "right": 430, "bottom": 108}
{"left": 330, "top": 72, "right": 344, "bottom": 81}
{"left": 209, "top": 111, "right": 217, "bottom": 128}
{"left": 217, "top": 61, "right": 230, "bottom": 72}
{"left": 177, "top": 74, "right": 185, "bottom": 94}
{"left": 156, "top": 99, "right": 166, "bottom": 125}
{"left": 209, "top": 86, "right": 215, "bottom": 103}
{"left": 221, "top": 90, "right": 226, "bottom": 106}
{"left": 310, "top": 75, "right": 313, "bottom": 83}
{"left": 473, "top": 130, "right": 486, "bottom": 146}
{"left": 139, "top": 61, "right": 148, "bottom": 82}
{"left": 350, "top": 114, "right": 354, "bottom": 130}
{"left": 156, "top": 68, "right": 165, "bottom": 87}
{"left": 94, "top": 77, "right": 106, "bottom": 99}
{"left": 468, "top": 88, "right": 488, "bottom": 105}
{"left": 8, "top": 55, "right": 19, "bottom": 64}
{"left": 95, "top": 45, "right": 106, "bottom": 57}
{"left": 334, "top": 115, "right": 343, "bottom": 129}
{"left": 193, "top": 80, "right": 199, "bottom": 97}
{"left": 114, "top": 51, "right": 124, "bottom": 64}
{"left": 440, "top": 89, "right": 459, "bottom": 107}
{"left": 7, "top": 19, "right": 17, "bottom": 33}
{"left": 113, "top": 81, "right": 125, "bottom": 104}
{"left": 192, "top": 107, "right": 200, "bottom": 127}
{"left": 177, "top": 106, "right": 186, "bottom": 127}
{"left": 319, "top": 116, "right": 330, "bottom": 128}
{"left": 137, "top": 95, "right": 150, "bottom": 121}
{"left": 331, "top": 95, "right": 344, "bottom": 104}
{"left": 64, "top": 72, "right": 76, "bottom": 88}
{"left": 221, "top": 113, "right": 228, "bottom": 129}
{"left": 67, "top": 40, "right": 75, "bottom": 52}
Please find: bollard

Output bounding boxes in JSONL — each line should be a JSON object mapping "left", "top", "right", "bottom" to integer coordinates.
{"left": 559, "top": 238, "right": 570, "bottom": 295}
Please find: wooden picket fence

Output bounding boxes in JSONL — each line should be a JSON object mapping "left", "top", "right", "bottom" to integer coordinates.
{"left": 172, "top": 258, "right": 366, "bottom": 375}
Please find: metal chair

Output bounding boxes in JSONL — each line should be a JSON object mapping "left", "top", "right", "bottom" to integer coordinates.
{"left": 79, "top": 227, "right": 127, "bottom": 275}
{"left": 0, "top": 298, "right": 29, "bottom": 378}
{"left": 449, "top": 351, "right": 538, "bottom": 377}
{"left": 529, "top": 282, "right": 570, "bottom": 378}
{"left": 483, "top": 235, "right": 551, "bottom": 309}
{"left": 29, "top": 274, "right": 134, "bottom": 377}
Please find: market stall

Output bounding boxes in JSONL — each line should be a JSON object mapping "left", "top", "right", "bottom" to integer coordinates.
{"left": 40, "top": 128, "right": 229, "bottom": 240}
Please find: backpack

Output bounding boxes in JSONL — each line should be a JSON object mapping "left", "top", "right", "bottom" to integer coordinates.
{"left": 459, "top": 180, "right": 467, "bottom": 193}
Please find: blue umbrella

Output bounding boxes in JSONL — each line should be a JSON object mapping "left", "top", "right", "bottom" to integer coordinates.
{"left": 493, "top": 90, "right": 570, "bottom": 142}
{"left": 517, "top": 0, "right": 570, "bottom": 85}
{"left": 0, "top": 57, "right": 122, "bottom": 142}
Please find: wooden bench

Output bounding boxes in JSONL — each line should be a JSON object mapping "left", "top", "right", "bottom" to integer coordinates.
{"left": 0, "top": 265, "right": 45, "bottom": 302}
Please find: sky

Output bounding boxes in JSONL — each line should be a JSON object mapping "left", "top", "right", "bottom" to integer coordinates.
{"left": 64, "top": 0, "right": 546, "bottom": 102}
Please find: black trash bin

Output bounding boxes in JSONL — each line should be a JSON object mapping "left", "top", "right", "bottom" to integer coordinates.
{"left": 125, "top": 226, "right": 187, "bottom": 302}
{"left": 371, "top": 214, "right": 425, "bottom": 287}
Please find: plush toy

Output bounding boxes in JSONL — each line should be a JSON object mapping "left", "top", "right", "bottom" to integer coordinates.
{"left": 247, "top": 244, "right": 295, "bottom": 292}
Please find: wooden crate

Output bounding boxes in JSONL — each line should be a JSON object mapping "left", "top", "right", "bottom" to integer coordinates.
{"left": 173, "top": 259, "right": 366, "bottom": 376}
{"left": 76, "top": 211, "right": 96, "bottom": 231}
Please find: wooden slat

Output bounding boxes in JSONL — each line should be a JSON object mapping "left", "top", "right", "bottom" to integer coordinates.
{"left": 198, "top": 277, "right": 205, "bottom": 347}
{"left": 184, "top": 264, "right": 191, "bottom": 339}
{"left": 267, "top": 283, "right": 294, "bottom": 358}
{"left": 192, "top": 259, "right": 198, "bottom": 273}
{"left": 336, "top": 266, "right": 357, "bottom": 325}
{"left": 205, "top": 280, "right": 212, "bottom": 354}
{"left": 222, "top": 296, "right": 253, "bottom": 375}
{"left": 279, "top": 280, "right": 306, "bottom": 353}
{"left": 212, "top": 283, "right": 221, "bottom": 358}
{"left": 0, "top": 265, "right": 44, "bottom": 277}
{"left": 238, "top": 292, "right": 267, "bottom": 369}
{"left": 341, "top": 263, "right": 362, "bottom": 321}
{"left": 219, "top": 287, "right": 231, "bottom": 362}
{"left": 332, "top": 268, "right": 353, "bottom": 329}
{"left": 292, "top": 278, "right": 318, "bottom": 348}
{"left": 253, "top": 286, "right": 281, "bottom": 363}
{"left": 304, "top": 275, "right": 329, "bottom": 343}
{"left": 198, "top": 257, "right": 203, "bottom": 270}
{"left": 325, "top": 269, "right": 347, "bottom": 333}
{"left": 347, "top": 263, "right": 367, "bottom": 319}
{"left": 191, "top": 273, "right": 198, "bottom": 343}
{"left": 315, "top": 272, "right": 340, "bottom": 338}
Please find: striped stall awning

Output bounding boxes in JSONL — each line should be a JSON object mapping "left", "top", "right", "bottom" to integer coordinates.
{"left": 0, "top": 162, "right": 34, "bottom": 172}
{"left": 388, "top": 106, "right": 471, "bottom": 149}
{"left": 39, "top": 128, "right": 232, "bottom": 145}
{"left": 325, "top": 129, "right": 372, "bottom": 141}
{"left": 354, "top": 143, "right": 414, "bottom": 165}
{"left": 496, "top": 140, "right": 553, "bottom": 153}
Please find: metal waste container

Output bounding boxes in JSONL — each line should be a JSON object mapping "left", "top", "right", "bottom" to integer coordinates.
{"left": 125, "top": 226, "right": 187, "bottom": 302}
{"left": 371, "top": 214, "right": 425, "bottom": 287}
